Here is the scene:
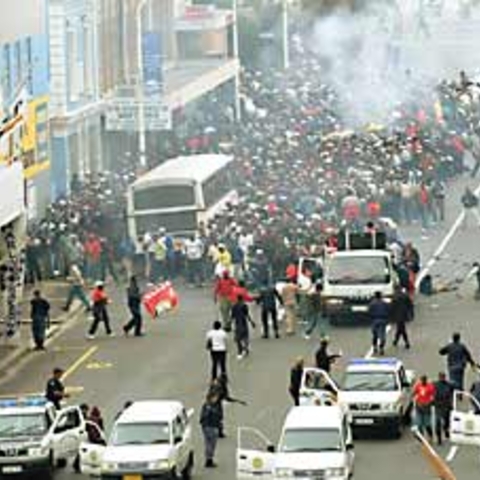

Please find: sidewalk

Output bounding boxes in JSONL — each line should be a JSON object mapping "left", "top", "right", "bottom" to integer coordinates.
{"left": 0, "top": 280, "right": 83, "bottom": 380}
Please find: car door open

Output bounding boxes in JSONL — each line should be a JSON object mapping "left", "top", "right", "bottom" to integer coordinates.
{"left": 79, "top": 421, "right": 106, "bottom": 477}
{"left": 450, "top": 391, "right": 480, "bottom": 447}
{"left": 300, "top": 367, "right": 339, "bottom": 406}
{"left": 51, "top": 406, "right": 86, "bottom": 461}
{"left": 236, "top": 427, "right": 275, "bottom": 479}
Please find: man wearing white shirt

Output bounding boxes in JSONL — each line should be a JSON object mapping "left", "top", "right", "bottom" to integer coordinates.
{"left": 206, "top": 321, "right": 228, "bottom": 379}
{"left": 185, "top": 234, "right": 205, "bottom": 286}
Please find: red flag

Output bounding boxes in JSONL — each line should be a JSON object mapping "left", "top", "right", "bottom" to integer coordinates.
{"left": 142, "top": 282, "right": 179, "bottom": 318}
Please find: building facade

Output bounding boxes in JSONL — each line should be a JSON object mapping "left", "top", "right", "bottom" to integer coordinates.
{"left": 48, "top": 0, "right": 104, "bottom": 199}
{"left": 0, "top": 0, "right": 51, "bottom": 219}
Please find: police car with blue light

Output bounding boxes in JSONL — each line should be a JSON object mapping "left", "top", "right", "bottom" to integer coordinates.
{"left": 337, "top": 358, "right": 415, "bottom": 438}
{"left": 0, "top": 396, "right": 88, "bottom": 478}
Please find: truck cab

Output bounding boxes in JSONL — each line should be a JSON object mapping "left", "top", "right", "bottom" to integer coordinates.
{"left": 236, "top": 406, "right": 354, "bottom": 479}
{"left": 0, "top": 396, "right": 87, "bottom": 479}
{"left": 322, "top": 231, "right": 397, "bottom": 323}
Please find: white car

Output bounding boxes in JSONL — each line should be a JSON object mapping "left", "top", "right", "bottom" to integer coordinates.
{"left": 0, "top": 396, "right": 87, "bottom": 479}
{"left": 80, "top": 400, "right": 194, "bottom": 478}
{"left": 337, "top": 358, "right": 414, "bottom": 438}
{"left": 237, "top": 405, "right": 354, "bottom": 479}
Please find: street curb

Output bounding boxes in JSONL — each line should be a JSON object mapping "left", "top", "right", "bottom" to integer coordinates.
{"left": 0, "top": 302, "right": 84, "bottom": 386}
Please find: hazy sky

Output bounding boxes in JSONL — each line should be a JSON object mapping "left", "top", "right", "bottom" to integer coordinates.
{"left": 0, "top": 0, "right": 46, "bottom": 44}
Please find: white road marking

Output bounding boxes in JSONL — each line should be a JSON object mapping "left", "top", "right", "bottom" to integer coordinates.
{"left": 364, "top": 181, "right": 480, "bottom": 358}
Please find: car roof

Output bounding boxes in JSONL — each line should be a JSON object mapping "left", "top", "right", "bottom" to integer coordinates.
{"left": 0, "top": 406, "right": 47, "bottom": 415}
{"left": 116, "top": 400, "right": 184, "bottom": 424}
{"left": 283, "top": 406, "right": 344, "bottom": 430}
{"left": 329, "top": 250, "right": 391, "bottom": 258}
{"left": 346, "top": 358, "right": 402, "bottom": 372}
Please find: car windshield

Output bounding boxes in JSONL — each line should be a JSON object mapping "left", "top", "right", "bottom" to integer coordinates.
{"left": 279, "top": 428, "right": 342, "bottom": 453}
{"left": 111, "top": 422, "right": 170, "bottom": 446}
{"left": 327, "top": 256, "right": 390, "bottom": 285}
{"left": 343, "top": 372, "right": 398, "bottom": 391}
{"left": 0, "top": 413, "right": 47, "bottom": 438}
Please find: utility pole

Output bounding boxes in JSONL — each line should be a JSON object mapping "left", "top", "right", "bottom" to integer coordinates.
{"left": 282, "top": 0, "right": 290, "bottom": 69}
{"left": 233, "top": 0, "right": 241, "bottom": 122}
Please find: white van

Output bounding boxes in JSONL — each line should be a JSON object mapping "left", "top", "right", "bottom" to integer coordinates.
{"left": 80, "top": 400, "right": 194, "bottom": 478}
{"left": 237, "top": 406, "right": 354, "bottom": 479}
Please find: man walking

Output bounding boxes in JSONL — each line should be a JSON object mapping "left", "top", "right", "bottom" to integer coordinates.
{"left": 433, "top": 372, "right": 454, "bottom": 445}
{"left": 390, "top": 285, "right": 413, "bottom": 349}
{"left": 87, "top": 281, "right": 114, "bottom": 339}
{"left": 305, "top": 283, "right": 327, "bottom": 340}
{"left": 315, "top": 338, "right": 341, "bottom": 374}
{"left": 123, "top": 276, "right": 143, "bottom": 337}
{"left": 461, "top": 186, "right": 480, "bottom": 227}
{"left": 200, "top": 392, "right": 222, "bottom": 468}
{"left": 439, "top": 332, "right": 478, "bottom": 391}
{"left": 63, "top": 264, "right": 90, "bottom": 312}
{"left": 231, "top": 295, "right": 255, "bottom": 359}
{"left": 214, "top": 271, "right": 236, "bottom": 332}
{"left": 369, "top": 291, "right": 390, "bottom": 356}
{"left": 281, "top": 278, "right": 298, "bottom": 335}
{"left": 413, "top": 374, "right": 435, "bottom": 440}
{"left": 184, "top": 234, "right": 205, "bottom": 287}
{"left": 257, "top": 284, "right": 282, "bottom": 339}
{"left": 30, "top": 290, "right": 50, "bottom": 350}
{"left": 206, "top": 321, "right": 228, "bottom": 379}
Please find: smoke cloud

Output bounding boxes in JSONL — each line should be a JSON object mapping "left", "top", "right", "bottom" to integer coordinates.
{"left": 305, "top": 0, "right": 480, "bottom": 126}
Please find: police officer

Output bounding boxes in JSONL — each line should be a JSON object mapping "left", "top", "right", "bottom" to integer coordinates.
{"left": 433, "top": 372, "right": 454, "bottom": 445}
{"left": 369, "top": 291, "right": 390, "bottom": 356}
{"left": 391, "top": 285, "right": 413, "bottom": 349}
{"left": 45, "top": 368, "right": 68, "bottom": 409}
{"left": 315, "top": 338, "right": 341, "bottom": 374}
{"left": 123, "top": 276, "right": 143, "bottom": 337}
{"left": 257, "top": 284, "right": 282, "bottom": 339}
{"left": 200, "top": 392, "right": 222, "bottom": 468}
{"left": 289, "top": 357, "right": 304, "bottom": 406}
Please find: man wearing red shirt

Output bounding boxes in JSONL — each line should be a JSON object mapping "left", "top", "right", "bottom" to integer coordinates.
{"left": 214, "top": 271, "right": 237, "bottom": 332}
{"left": 84, "top": 234, "right": 102, "bottom": 281}
{"left": 413, "top": 375, "right": 436, "bottom": 439}
{"left": 87, "top": 282, "right": 113, "bottom": 339}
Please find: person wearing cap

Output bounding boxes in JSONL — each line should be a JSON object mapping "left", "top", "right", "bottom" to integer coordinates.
{"left": 369, "top": 291, "right": 390, "bottom": 356}
{"left": 30, "top": 290, "right": 50, "bottom": 351}
{"left": 87, "top": 281, "right": 114, "bottom": 339}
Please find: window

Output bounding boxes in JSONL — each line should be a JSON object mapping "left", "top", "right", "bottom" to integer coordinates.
{"left": 3, "top": 45, "right": 11, "bottom": 96}
{"left": 343, "top": 372, "right": 399, "bottom": 392}
{"left": 327, "top": 256, "right": 391, "bottom": 285}
{"left": 111, "top": 422, "right": 171, "bottom": 446}
{"left": 55, "top": 409, "right": 81, "bottom": 432}
{"left": 0, "top": 413, "right": 48, "bottom": 438}
{"left": 26, "top": 38, "right": 33, "bottom": 95}
{"left": 15, "top": 41, "right": 22, "bottom": 85}
{"left": 279, "top": 428, "right": 342, "bottom": 453}
{"left": 202, "top": 167, "right": 233, "bottom": 208}
{"left": 173, "top": 417, "right": 184, "bottom": 442}
{"left": 135, "top": 211, "right": 197, "bottom": 235}
{"left": 133, "top": 185, "right": 196, "bottom": 210}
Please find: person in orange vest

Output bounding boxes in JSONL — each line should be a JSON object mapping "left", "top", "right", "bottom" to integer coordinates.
{"left": 214, "top": 271, "right": 237, "bottom": 332}
{"left": 87, "top": 281, "right": 113, "bottom": 339}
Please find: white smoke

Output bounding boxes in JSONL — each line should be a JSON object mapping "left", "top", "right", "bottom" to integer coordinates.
{"left": 306, "top": 0, "right": 480, "bottom": 126}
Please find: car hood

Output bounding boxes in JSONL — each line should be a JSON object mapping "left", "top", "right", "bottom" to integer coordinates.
{"left": 338, "top": 390, "right": 401, "bottom": 404}
{"left": 275, "top": 451, "right": 347, "bottom": 470}
{"left": 103, "top": 444, "right": 173, "bottom": 463}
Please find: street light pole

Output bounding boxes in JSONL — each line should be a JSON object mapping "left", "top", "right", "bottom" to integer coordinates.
{"left": 232, "top": 0, "right": 241, "bottom": 122}
{"left": 136, "top": 0, "right": 149, "bottom": 169}
{"left": 282, "top": 0, "right": 289, "bottom": 70}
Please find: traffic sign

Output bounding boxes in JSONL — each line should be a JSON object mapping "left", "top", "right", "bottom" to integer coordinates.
{"left": 105, "top": 98, "right": 172, "bottom": 131}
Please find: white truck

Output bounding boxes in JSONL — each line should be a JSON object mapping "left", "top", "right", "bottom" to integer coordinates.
{"left": 237, "top": 405, "right": 355, "bottom": 479}
{"left": 321, "top": 231, "right": 398, "bottom": 324}
{"left": 0, "top": 396, "right": 87, "bottom": 479}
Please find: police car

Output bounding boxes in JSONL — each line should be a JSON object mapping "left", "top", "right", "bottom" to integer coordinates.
{"left": 237, "top": 406, "right": 354, "bottom": 479}
{"left": 79, "top": 400, "right": 195, "bottom": 479}
{"left": 337, "top": 358, "right": 415, "bottom": 438}
{"left": 0, "top": 396, "right": 87, "bottom": 478}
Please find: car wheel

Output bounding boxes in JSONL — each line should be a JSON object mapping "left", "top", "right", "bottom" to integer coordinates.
{"left": 391, "top": 418, "right": 403, "bottom": 439}
{"left": 182, "top": 452, "right": 194, "bottom": 479}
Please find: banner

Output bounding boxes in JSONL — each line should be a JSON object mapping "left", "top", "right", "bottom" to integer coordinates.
{"left": 142, "top": 282, "right": 179, "bottom": 318}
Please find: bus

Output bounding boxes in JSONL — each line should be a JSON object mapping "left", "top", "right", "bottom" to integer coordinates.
{"left": 127, "top": 154, "right": 237, "bottom": 240}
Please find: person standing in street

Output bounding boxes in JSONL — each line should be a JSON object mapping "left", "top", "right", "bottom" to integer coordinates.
{"left": 315, "top": 338, "right": 341, "bottom": 374}
{"left": 461, "top": 186, "right": 480, "bottom": 227}
{"left": 184, "top": 234, "right": 205, "bottom": 287}
{"left": 88, "top": 281, "right": 114, "bottom": 339}
{"left": 281, "top": 278, "right": 298, "bottom": 335}
{"left": 413, "top": 374, "right": 436, "bottom": 440}
{"left": 63, "top": 264, "right": 91, "bottom": 312}
{"left": 45, "top": 367, "right": 68, "bottom": 409}
{"left": 289, "top": 357, "right": 304, "bottom": 406}
{"left": 390, "top": 285, "right": 413, "bottom": 349}
{"left": 231, "top": 295, "right": 256, "bottom": 359}
{"left": 439, "top": 332, "right": 478, "bottom": 391}
{"left": 257, "top": 284, "right": 282, "bottom": 339}
{"left": 369, "top": 291, "right": 390, "bottom": 356}
{"left": 214, "top": 271, "right": 237, "bottom": 332}
{"left": 30, "top": 290, "right": 50, "bottom": 351}
{"left": 200, "top": 392, "right": 222, "bottom": 468}
{"left": 304, "top": 283, "right": 327, "bottom": 340}
{"left": 206, "top": 321, "right": 228, "bottom": 379}
{"left": 433, "top": 372, "right": 454, "bottom": 445}
{"left": 123, "top": 276, "right": 143, "bottom": 337}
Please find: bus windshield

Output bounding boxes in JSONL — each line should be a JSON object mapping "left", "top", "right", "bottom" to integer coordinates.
{"left": 133, "top": 185, "right": 195, "bottom": 210}
{"left": 327, "top": 256, "right": 391, "bottom": 285}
